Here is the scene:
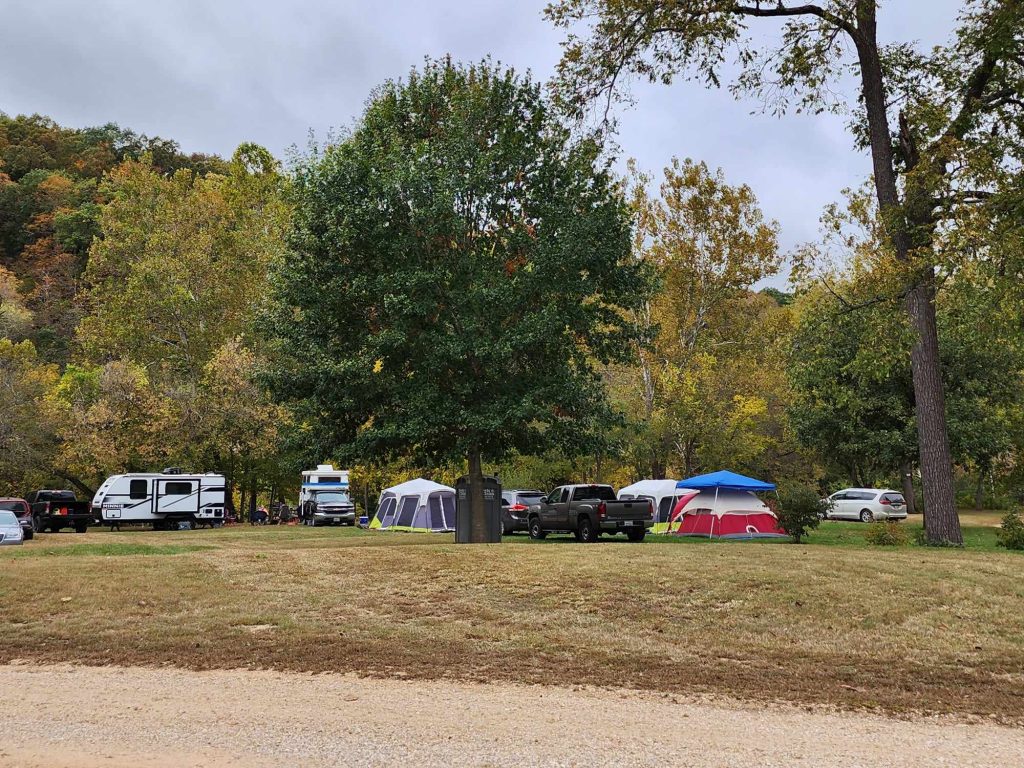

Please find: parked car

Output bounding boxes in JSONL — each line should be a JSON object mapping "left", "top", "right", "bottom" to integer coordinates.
{"left": 0, "top": 498, "right": 33, "bottom": 540}
{"left": 824, "top": 488, "right": 907, "bottom": 522}
{"left": 26, "top": 489, "right": 92, "bottom": 533}
{"left": 528, "top": 484, "right": 653, "bottom": 542}
{"left": 499, "top": 489, "right": 546, "bottom": 534}
{"left": 0, "top": 510, "right": 25, "bottom": 545}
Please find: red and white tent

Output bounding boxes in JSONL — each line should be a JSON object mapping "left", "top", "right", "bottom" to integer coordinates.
{"left": 669, "top": 471, "right": 786, "bottom": 539}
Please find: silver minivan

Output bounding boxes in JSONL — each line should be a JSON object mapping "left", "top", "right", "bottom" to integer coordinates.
{"left": 824, "top": 488, "right": 908, "bottom": 522}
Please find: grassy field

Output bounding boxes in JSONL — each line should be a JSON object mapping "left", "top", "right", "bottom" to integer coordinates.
{"left": 1, "top": 512, "right": 1022, "bottom": 723}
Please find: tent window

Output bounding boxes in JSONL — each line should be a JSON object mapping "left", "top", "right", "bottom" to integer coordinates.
{"left": 658, "top": 496, "right": 673, "bottom": 522}
{"left": 378, "top": 497, "right": 397, "bottom": 527}
{"left": 441, "top": 495, "right": 455, "bottom": 529}
{"left": 428, "top": 495, "right": 445, "bottom": 530}
{"left": 396, "top": 496, "right": 418, "bottom": 527}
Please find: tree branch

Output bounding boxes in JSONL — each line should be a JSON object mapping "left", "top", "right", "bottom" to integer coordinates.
{"left": 732, "top": 3, "right": 859, "bottom": 40}
{"left": 819, "top": 276, "right": 908, "bottom": 315}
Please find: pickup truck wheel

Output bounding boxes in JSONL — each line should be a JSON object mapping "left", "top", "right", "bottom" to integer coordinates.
{"left": 50, "top": 524, "right": 62, "bottom": 533}
{"left": 74, "top": 521, "right": 88, "bottom": 534}
{"left": 626, "top": 528, "right": 646, "bottom": 542}
{"left": 577, "top": 517, "right": 598, "bottom": 543}
{"left": 23, "top": 528, "right": 33, "bottom": 541}
{"left": 32, "top": 517, "right": 44, "bottom": 534}
{"left": 528, "top": 518, "right": 546, "bottom": 540}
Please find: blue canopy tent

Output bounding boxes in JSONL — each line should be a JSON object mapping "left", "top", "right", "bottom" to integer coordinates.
{"left": 672, "top": 470, "right": 783, "bottom": 538}
{"left": 675, "top": 470, "right": 776, "bottom": 492}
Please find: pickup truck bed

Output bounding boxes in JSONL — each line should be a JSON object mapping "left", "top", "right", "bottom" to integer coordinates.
{"left": 528, "top": 484, "right": 653, "bottom": 542}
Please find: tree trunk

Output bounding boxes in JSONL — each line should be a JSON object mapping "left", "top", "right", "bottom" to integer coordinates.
{"left": 853, "top": 8, "right": 962, "bottom": 544}
{"left": 906, "top": 278, "right": 961, "bottom": 542}
{"left": 899, "top": 461, "right": 916, "bottom": 516}
{"left": 466, "top": 447, "right": 487, "bottom": 543}
{"left": 651, "top": 458, "right": 666, "bottom": 480}
{"left": 974, "top": 469, "right": 986, "bottom": 511}
{"left": 239, "top": 487, "right": 247, "bottom": 522}
{"left": 225, "top": 480, "right": 236, "bottom": 515}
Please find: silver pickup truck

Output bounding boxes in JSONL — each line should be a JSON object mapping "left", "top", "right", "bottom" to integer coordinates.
{"left": 527, "top": 484, "right": 653, "bottom": 542}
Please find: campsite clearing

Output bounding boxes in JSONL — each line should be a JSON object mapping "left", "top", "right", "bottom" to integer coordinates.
{"left": 0, "top": 515, "right": 1022, "bottom": 723}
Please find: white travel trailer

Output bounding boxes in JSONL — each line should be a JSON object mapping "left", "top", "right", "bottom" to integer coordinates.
{"left": 91, "top": 469, "right": 227, "bottom": 529}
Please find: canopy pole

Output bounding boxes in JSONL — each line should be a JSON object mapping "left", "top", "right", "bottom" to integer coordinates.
{"left": 712, "top": 485, "right": 720, "bottom": 539}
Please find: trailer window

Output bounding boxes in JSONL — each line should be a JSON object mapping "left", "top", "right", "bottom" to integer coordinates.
{"left": 165, "top": 482, "right": 192, "bottom": 495}
{"left": 130, "top": 479, "right": 148, "bottom": 499}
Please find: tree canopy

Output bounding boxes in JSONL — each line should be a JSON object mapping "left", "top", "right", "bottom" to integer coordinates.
{"left": 265, "top": 59, "right": 652, "bottom": 509}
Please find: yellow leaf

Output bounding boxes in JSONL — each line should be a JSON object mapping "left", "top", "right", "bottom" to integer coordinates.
{"left": 373, "top": 358, "right": 384, "bottom": 374}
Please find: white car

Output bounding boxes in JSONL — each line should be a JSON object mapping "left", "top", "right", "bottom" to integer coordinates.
{"left": 824, "top": 488, "right": 907, "bottom": 522}
{"left": 0, "top": 510, "right": 25, "bottom": 545}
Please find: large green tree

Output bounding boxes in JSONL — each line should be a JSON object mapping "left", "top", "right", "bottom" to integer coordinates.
{"left": 547, "top": 0, "right": 1024, "bottom": 543}
{"left": 265, "top": 59, "right": 651, "bottom": 540}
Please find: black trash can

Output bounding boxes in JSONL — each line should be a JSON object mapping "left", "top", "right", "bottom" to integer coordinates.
{"left": 455, "top": 474, "right": 502, "bottom": 543}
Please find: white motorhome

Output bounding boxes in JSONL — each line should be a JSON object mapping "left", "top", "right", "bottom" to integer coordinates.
{"left": 91, "top": 469, "right": 227, "bottom": 530}
{"left": 299, "top": 464, "right": 355, "bottom": 526}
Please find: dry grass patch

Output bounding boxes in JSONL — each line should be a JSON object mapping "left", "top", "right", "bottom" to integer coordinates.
{"left": 1, "top": 525, "right": 1022, "bottom": 722}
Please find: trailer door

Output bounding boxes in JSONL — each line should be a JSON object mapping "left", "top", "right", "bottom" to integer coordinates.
{"left": 155, "top": 478, "right": 199, "bottom": 515}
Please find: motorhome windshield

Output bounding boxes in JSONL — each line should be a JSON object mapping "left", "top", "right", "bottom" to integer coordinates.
{"left": 314, "top": 491, "right": 350, "bottom": 504}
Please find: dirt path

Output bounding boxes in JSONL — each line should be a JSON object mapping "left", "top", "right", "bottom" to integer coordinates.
{"left": 0, "top": 664, "right": 1021, "bottom": 767}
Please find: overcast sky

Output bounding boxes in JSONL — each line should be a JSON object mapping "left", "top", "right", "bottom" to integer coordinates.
{"left": 2, "top": 1, "right": 963, "bottom": 283}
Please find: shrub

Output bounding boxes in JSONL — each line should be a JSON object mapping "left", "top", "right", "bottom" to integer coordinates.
{"left": 997, "top": 511, "right": 1024, "bottom": 551}
{"left": 865, "top": 521, "right": 909, "bottom": 546}
{"left": 913, "top": 527, "right": 961, "bottom": 548}
{"left": 776, "top": 485, "right": 826, "bottom": 543}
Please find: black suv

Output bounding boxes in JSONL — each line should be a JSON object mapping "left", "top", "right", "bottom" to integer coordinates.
{"left": 499, "top": 489, "right": 546, "bottom": 535}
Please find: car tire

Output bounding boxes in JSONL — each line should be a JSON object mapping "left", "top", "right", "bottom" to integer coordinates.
{"left": 577, "top": 516, "right": 598, "bottom": 543}
{"left": 528, "top": 517, "right": 546, "bottom": 540}
{"left": 74, "top": 521, "right": 88, "bottom": 534}
{"left": 23, "top": 527, "right": 33, "bottom": 541}
{"left": 33, "top": 517, "right": 44, "bottom": 534}
{"left": 626, "top": 528, "right": 646, "bottom": 542}
{"left": 860, "top": 509, "right": 873, "bottom": 523}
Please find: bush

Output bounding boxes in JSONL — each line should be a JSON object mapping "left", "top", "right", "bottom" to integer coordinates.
{"left": 913, "top": 527, "right": 961, "bottom": 548}
{"left": 997, "top": 511, "right": 1024, "bottom": 550}
{"left": 776, "top": 485, "right": 826, "bottom": 543}
{"left": 865, "top": 521, "right": 909, "bottom": 546}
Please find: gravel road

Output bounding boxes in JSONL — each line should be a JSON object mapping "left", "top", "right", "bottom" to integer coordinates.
{"left": 0, "top": 663, "right": 1020, "bottom": 767}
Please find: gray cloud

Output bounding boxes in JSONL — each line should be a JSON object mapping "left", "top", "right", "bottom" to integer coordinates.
{"left": 1, "top": 0, "right": 962, "bottom": 282}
